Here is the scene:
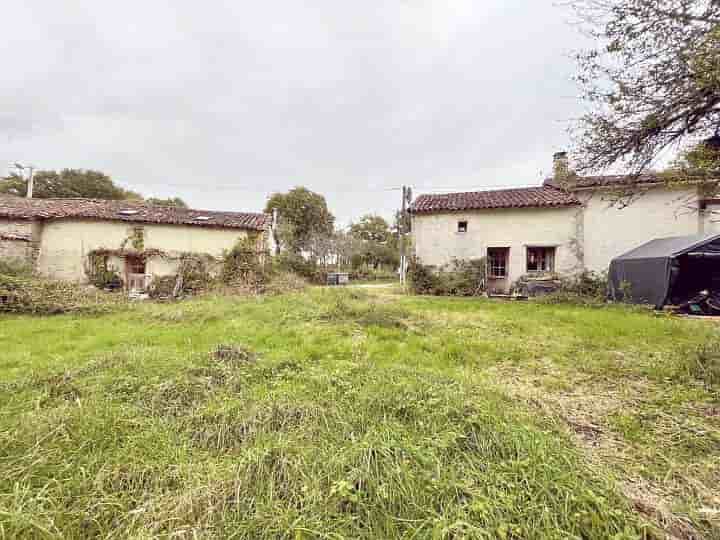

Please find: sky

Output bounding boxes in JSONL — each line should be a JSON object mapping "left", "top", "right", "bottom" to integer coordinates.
{"left": 2, "top": 0, "right": 590, "bottom": 226}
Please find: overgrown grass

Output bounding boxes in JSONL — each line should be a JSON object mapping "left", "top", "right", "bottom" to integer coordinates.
{"left": 1, "top": 288, "right": 719, "bottom": 538}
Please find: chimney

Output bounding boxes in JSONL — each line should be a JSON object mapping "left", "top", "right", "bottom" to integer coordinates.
{"left": 552, "top": 151, "right": 569, "bottom": 181}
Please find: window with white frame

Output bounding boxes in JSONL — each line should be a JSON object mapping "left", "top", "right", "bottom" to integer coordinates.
{"left": 526, "top": 246, "right": 556, "bottom": 273}
{"left": 486, "top": 247, "right": 509, "bottom": 278}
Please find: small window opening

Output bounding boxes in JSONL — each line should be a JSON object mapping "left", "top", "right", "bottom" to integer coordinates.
{"left": 527, "top": 246, "right": 556, "bottom": 273}
{"left": 457, "top": 221, "right": 468, "bottom": 233}
{"left": 125, "top": 256, "right": 146, "bottom": 275}
{"left": 487, "top": 247, "right": 509, "bottom": 278}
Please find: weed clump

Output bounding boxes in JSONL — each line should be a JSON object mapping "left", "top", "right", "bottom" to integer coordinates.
{"left": 679, "top": 341, "right": 720, "bottom": 388}
{"left": 211, "top": 344, "right": 257, "bottom": 365}
{"left": 318, "top": 292, "right": 411, "bottom": 329}
{"left": 0, "top": 274, "right": 120, "bottom": 315}
{"left": 141, "top": 380, "right": 210, "bottom": 417}
{"left": 407, "top": 257, "right": 486, "bottom": 296}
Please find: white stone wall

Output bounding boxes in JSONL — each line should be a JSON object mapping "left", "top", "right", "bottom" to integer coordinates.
{"left": 36, "top": 219, "right": 259, "bottom": 282}
{"left": 412, "top": 206, "right": 582, "bottom": 291}
{"left": 411, "top": 185, "right": 707, "bottom": 285}
{"left": 581, "top": 186, "right": 701, "bottom": 272}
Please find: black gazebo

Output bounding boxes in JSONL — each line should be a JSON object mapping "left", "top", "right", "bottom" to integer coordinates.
{"left": 608, "top": 233, "right": 720, "bottom": 308}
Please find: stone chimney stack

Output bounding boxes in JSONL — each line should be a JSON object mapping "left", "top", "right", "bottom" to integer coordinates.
{"left": 553, "top": 151, "right": 569, "bottom": 181}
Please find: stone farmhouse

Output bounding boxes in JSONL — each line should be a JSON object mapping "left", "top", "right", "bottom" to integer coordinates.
{"left": 0, "top": 195, "right": 273, "bottom": 292}
{"left": 409, "top": 153, "right": 720, "bottom": 293}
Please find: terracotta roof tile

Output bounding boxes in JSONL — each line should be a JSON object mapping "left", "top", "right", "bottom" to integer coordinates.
{"left": 409, "top": 186, "right": 580, "bottom": 214}
{"left": 0, "top": 232, "right": 31, "bottom": 242}
{"left": 0, "top": 197, "right": 271, "bottom": 231}
{"left": 543, "top": 174, "right": 665, "bottom": 189}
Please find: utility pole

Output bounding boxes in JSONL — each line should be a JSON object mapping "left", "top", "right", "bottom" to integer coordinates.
{"left": 399, "top": 185, "right": 412, "bottom": 285}
{"left": 14, "top": 163, "right": 35, "bottom": 198}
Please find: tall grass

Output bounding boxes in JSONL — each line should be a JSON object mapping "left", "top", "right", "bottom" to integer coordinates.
{"left": 1, "top": 288, "right": 717, "bottom": 538}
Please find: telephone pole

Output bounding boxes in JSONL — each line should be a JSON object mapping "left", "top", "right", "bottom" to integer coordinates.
{"left": 399, "top": 185, "right": 412, "bottom": 285}
{"left": 13, "top": 163, "right": 35, "bottom": 198}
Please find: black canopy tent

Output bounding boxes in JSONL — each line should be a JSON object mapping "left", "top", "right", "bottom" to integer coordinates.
{"left": 608, "top": 233, "right": 720, "bottom": 308}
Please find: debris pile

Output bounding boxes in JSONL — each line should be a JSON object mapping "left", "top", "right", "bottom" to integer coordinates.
{"left": 674, "top": 289, "right": 720, "bottom": 316}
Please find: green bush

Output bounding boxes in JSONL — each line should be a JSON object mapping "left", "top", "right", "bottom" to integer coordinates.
{"left": 85, "top": 253, "right": 122, "bottom": 290}
{"left": 349, "top": 267, "right": 396, "bottom": 282}
{"left": 221, "top": 237, "right": 271, "bottom": 289}
{"left": 533, "top": 271, "right": 609, "bottom": 305}
{"left": 276, "top": 252, "right": 327, "bottom": 284}
{"left": 407, "top": 257, "right": 485, "bottom": 296}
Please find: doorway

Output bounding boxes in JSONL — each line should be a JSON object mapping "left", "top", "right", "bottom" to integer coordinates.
{"left": 125, "top": 256, "right": 147, "bottom": 293}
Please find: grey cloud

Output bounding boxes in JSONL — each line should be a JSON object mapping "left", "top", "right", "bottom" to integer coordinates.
{"left": 2, "top": 0, "right": 588, "bottom": 224}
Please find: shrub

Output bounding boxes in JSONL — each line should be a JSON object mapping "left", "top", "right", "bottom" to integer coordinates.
{"left": 147, "top": 275, "right": 178, "bottom": 299}
{"left": 147, "top": 255, "right": 214, "bottom": 300}
{"left": 263, "top": 271, "right": 308, "bottom": 295}
{"left": 406, "top": 257, "right": 439, "bottom": 295}
{"left": 407, "top": 257, "right": 485, "bottom": 296}
{"left": 0, "top": 258, "right": 34, "bottom": 277}
{"left": 221, "top": 237, "right": 270, "bottom": 288}
{"left": 0, "top": 274, "right": 118, "bottom": 315}
{"left": 530, "top": 271, "right": 609, "bottom": 305}
{"left": 348, "top": 267, "right": 396, "bottom": 282}
{"left": 85, "top": 253, "right": 122, "bottom": 290}
{"left": 276, "top": 252, "right": 327, "bottom": 284}
{"left": 177, "top": 255, "right": 213, "bottom": 293}
{"left": 562, "top": 270, "right": 609, "bottom": 298}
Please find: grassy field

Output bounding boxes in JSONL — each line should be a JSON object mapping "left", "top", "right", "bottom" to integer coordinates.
{"left": 1, "top": 287, "right": 719, "bottom": 539}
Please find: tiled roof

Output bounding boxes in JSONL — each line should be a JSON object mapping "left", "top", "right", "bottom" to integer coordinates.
{"left": 0, "top": 197, "right": 271, "bottom": 231}
{"left": 543, "top": 174, "right": 664, "bottom": 189}
{"left": 409, "top": 186, "right": 580, "bottom": 214}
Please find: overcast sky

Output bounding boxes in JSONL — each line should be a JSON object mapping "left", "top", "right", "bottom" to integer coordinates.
{"left": 3, "top": 1, "right": 589, "bottom": 225}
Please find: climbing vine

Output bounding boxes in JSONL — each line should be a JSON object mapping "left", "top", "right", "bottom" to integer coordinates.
{"left": 84, "top": 253, "right": 122, "bottom": 290}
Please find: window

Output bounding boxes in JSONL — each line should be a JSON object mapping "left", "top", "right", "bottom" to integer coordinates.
{"left": 526, "top": 246, "right": 555, "bottom": 272}
{"left": 457, "top": 221, "right": 468, "bottom": 233}
{"left": 487, "top": 247, "right": 509, "bottom": 278}
{"left": 125, "top": 256, "right": 146, "bottom": 275}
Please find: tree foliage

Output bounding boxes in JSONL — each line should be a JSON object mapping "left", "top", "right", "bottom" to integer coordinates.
{"left": 570, "top": 0, "right": 720, "bottom": 174}
{"left": 146, "top": 196, "right": 188, "bottom": 208}
{"left": 348, "top": 214, "right": 398, "bottom": 270}
{"left": 0, "top": 169, "right": 142, "bottom": 200}
{"left": 264, "top": 187, "right": 335, "bottom": 253}
{"left": 349, "top": 215, "right": 392, "bottom": 244}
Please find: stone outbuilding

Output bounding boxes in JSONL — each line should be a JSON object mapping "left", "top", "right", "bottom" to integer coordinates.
{"left": 0, "top": 195, "right": 274, "bottom": 292}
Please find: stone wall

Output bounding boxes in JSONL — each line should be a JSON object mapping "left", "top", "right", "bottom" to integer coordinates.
{"left": 0, "top": 219, "right": 41, "bottom": 267}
